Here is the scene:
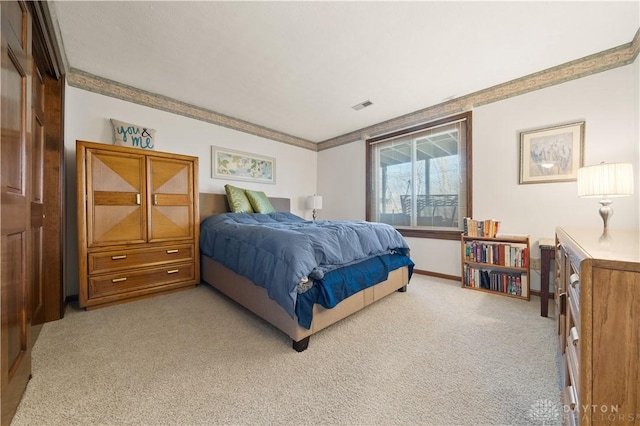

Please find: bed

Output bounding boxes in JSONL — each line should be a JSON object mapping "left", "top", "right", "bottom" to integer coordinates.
{"left": 199, "top": 192, "right": 414, "bottom": 351}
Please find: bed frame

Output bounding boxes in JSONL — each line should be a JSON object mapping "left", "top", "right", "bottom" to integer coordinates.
{"left": 199, "top": 193, "right": 410, "bottom": 351}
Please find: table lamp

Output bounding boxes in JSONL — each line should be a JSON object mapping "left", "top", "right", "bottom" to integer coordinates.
{"left": 577, "top": 162, "right": 633, "bottom": 231}
{"left": 306, "top": 195, "right": 322, "bottom": 220}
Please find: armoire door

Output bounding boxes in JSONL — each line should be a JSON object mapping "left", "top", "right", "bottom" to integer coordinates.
{"left": 1, "top": 2, "right": 33, "bottom": 424}
{"left": 84, "top": 149, "right": 147, "bottom": 247}
{"left": 147, "top": 157, "right": 194, "bottom": 242}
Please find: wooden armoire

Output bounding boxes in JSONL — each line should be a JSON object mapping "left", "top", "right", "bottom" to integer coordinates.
{"left": 76, "top": 141, "right": 200, "bottom": 309}
{"left": 1, "top": 1, "right": 65, "bottom": 424}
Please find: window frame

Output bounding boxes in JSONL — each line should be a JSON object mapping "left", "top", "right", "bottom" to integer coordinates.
{"left": 365, "top": 111, "right": 473, "bottom": 240}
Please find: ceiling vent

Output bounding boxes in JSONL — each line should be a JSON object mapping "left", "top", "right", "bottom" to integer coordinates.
{"left": 352, "top": 100, "right": 373, "bottom": 111}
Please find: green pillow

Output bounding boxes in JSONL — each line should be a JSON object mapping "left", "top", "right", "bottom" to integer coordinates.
{"left": 245, "top": 190, "right": 275, "bottom": 213}
{"left": 224, "top": 184, "right": 254, "bottom": 213}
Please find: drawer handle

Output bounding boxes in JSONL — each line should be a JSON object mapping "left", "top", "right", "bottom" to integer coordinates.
{"left": 166, "top": 249, "right": 179, "bottom": 254}
{"left": 569, "top": 327, "right": 579, "bottom": 346}
{"left": 564, "top": 385, "right": 577, "bottom": 410}
{"left": 111, "top": 255, "right": 127, "bottom": 260}
{"left": 167, "top": 269, "right": 179, "bottom": 274}
{"left": 111, "top": 277, "right": 127, "bottom": 283}
{"left": 136, "top": 193, "right": 141, "bottom": 205}
{"left": 154, "top": 194, "right": 158, "bottom": 205}
{"left": 569, "top": 273, "right": 580, "bottom": 287}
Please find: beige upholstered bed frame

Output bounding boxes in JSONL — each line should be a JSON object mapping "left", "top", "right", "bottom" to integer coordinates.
{"left": 199, "top": 193, "right": 410, "bottom": 351}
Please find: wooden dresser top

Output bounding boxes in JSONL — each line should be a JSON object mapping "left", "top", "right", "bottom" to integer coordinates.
{"left": 556, "top": 227, "right": 640, "bottom": 266}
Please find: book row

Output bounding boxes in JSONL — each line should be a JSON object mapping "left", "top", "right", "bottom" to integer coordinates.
{"left": 463, "top": 266, "right": 528, "bottom": 297}
{"left": 462, "top": 217, "right": 500, "bottom": 238}
{"left": 463, "top": 241, "right": 528, "bottom": 268}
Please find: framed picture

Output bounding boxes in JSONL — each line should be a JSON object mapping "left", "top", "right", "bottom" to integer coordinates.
{"left": 212, "top": 146, "right": 276, "bottom": 184}
{"left": 519, "top": 121, "right": 584, "bottom": 184}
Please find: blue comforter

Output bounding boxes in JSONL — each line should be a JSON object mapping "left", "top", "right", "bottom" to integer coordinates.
{"left": 200, "top": 212, "right": 411, "bottom": 320}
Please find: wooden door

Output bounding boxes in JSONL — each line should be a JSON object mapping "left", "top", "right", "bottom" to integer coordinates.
{"left": 84, "top": 149, "right": 146, "bottom": 247}
{"left": 30, "top": 60, "right": 45, "bottom": 328}
{"left": 1, "top": 2, "right": 33, "bottom": 424}
{"left": 30, "top": 0, "right": 66, "bottom": 324}
{"left": 147, "top": 157, "right": 194, "bottom": 242}
{"left": 41, "top": 74, "right": 65, "bottom": 322}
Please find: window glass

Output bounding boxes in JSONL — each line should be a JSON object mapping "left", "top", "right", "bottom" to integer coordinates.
{"left": 367, "top": 112, "right": 471, "bottom": 239}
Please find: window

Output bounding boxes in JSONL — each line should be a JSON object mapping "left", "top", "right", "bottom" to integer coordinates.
{"left": 366, "top": 111, "right": 472, "bottom": 240}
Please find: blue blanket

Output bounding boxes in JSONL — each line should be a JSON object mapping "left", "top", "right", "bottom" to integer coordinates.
{"left": 295, "top": 253, "right": 414, "bottom": 329}
{"left": 200, "top": 212, "right": 412, "bottom": 320}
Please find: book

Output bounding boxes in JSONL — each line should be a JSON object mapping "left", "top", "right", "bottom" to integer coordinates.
{"left": 462, "top": 217, "right": 501, "bottom": 238}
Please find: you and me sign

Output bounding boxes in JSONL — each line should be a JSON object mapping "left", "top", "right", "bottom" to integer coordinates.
{"left": 111, "top": 118, "right": 155, "bottom": 150}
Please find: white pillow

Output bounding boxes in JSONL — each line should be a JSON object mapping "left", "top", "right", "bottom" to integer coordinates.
{"left": 110, "top": 118, "right": 156, "bottom": 150}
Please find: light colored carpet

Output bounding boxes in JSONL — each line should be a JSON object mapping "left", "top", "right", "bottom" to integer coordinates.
{"left": 12, "top": 275, "right": 562, "bottom": 426}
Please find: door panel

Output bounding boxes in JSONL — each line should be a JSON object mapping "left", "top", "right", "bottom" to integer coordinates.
{"left": 5, "top": 234, "right": 27, "bottom": 373}
{"left": 1, "top": 2, "right": 33, "bottom": 424}
{"left": 86, "top": 150, "right": 146, "bottom": 246}
{"left": 148, "top": 158, "right": 194, "bottom": 241}
{"left": 42, "top": 75, "right": 65, "bottom": 322}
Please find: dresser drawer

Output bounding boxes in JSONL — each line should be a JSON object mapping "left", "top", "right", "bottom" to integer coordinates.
{"left": 566, "top": 328, "right": 580, "bottom": 405}
{"left": 567, "top": 283, "right": 580, "bottom": 333}
{"left": 563, "top": 385, "right": 577, "bottom": 419}
{"left": 88, "top": 244, "right": 194, "bottom": 274}
{"left": 557, "top": 293, "right": 566, "bottom": 352}
{"left": 89, "top": 262, "right": 195, "bottom": 299}
{"left": 565, "top": 405, "right": 578, "bottom": 426}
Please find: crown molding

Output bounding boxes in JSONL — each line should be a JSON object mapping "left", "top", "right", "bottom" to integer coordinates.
{"left": 66, "top": 69, "right": 318, "bottom": 151}
{"left": 318, "top": 30, "right": 640, "bottom": 151}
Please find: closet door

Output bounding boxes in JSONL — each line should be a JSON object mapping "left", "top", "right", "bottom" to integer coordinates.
{"left": 84, "top": 149, "right": 147, "bottom": 247}
{"left": 30, "top": 0, "right": 66, "bottom": 324}
{"left": 147, "top": 157, "right": 194, "bottom": 242}
{"left": 30, "top": 61, "right": 45, "bottom": 328}
{"left": 1, "top": 2, "right": 33, "bottom": 424}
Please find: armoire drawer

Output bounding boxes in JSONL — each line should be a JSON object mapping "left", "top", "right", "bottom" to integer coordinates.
{"left": 88, "top": 244, "right": 194, "bottom": 274}
{"left": 88, "top": 262, "right": 195, "bottom": 299}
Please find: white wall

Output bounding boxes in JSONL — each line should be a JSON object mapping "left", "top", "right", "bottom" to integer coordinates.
{"left": 474, "top": 63, "right": 638, "bottom": 235}
{"left": 318, "top": 61, "right": 640, "bottom": 292}
{"left": 64, "top": 85, "right": 318, "bottom": 296}
{"left": 317, "top": 141, "right": 366, "bottom": 220}
{"left": 636, "top": 57, "right": 640, "bottom": 194}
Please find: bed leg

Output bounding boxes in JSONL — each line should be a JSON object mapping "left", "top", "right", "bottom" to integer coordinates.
{"left": 292, "top": 337, "right": 310, "bottom": 352}
{"left": 397, "top": 285, "right": 407, "bottom": 292}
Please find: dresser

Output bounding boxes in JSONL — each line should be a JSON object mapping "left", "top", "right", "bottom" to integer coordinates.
{"left": 555, "top": 227, "right": 640, "bottom": 425}
{"left": 77, "top": 140, "right": 200, "bottom": 309}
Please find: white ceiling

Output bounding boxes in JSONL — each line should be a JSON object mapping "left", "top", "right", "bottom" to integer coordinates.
{"left": 51, "top": 1, "right": 639, "bottom": 143}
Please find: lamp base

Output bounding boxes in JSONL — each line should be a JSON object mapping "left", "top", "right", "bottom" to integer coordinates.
{"left": 598, "top": 199, "right": 613, "bottom": 231}
{"left": 598, "top": 229, "right": 612, "bottom": 248}
{"left": 312, "top": 209, "right": 317, "bottom": 221}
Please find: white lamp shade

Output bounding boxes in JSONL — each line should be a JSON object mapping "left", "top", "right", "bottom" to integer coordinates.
{"left": 577, "top": 162, "right": 634, "bottom": 198}
{"left": 306, "top": 195, "right": 323, "bottom": 210}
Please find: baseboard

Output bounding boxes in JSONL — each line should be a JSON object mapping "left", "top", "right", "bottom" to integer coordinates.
{"left": 413, "top": 269, "right": 460, "bottom": 282}
{"left": 413, "top": 269, "right": 556, "bottom": 300}
{"left": 530, "top": 290, "right": 555, "bottom": 299}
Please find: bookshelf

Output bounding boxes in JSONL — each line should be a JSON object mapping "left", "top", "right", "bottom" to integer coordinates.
{"left": 461, "top": 234, "right": 530, "bottom": 300}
